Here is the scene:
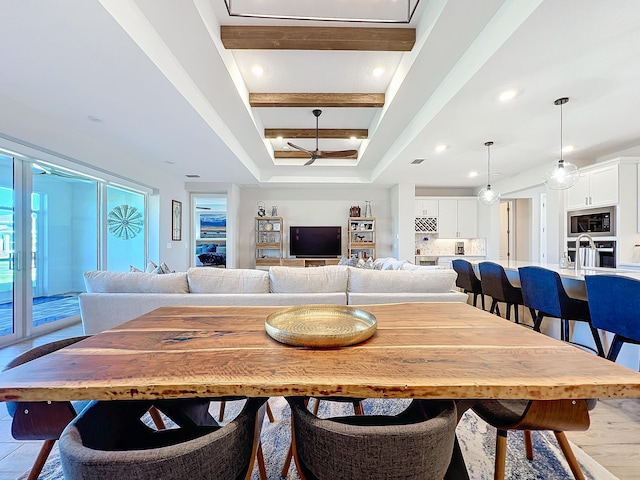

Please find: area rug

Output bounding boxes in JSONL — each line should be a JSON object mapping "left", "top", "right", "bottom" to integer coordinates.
{"left": 19, "top": 397, "right": 618, "bottom": 480}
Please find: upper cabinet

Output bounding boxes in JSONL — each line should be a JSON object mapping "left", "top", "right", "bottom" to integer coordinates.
{"left": 567, "top": 164, "right": 618, "bottom": 209}
{"left": 414, "top": 198, "right": 439, "bottom": 217}
{"left": 434, "top": 198, "right": 479, "bottom": 238}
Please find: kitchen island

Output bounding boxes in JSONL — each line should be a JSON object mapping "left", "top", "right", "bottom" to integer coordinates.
{"left": 469, "top": 259, "right": 640, "bottom": 370}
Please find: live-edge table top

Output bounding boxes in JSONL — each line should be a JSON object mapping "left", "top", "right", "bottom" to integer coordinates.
{"left": 1, "top": 303, "right": 639, "bottom": 402}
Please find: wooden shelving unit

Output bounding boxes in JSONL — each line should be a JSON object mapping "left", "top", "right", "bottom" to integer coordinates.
{"left": 255, "top": 217, "right": 283, "bottom": 269}
{"left": 347, "top": 217, "right": 376, "bottom": 259}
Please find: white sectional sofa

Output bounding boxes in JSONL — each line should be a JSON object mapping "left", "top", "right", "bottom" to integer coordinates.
{"left": 79, "top": 265, "right": 467, "bottom": 334}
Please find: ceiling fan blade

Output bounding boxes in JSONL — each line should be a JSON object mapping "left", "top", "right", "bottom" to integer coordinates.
{"left": 317, "top": 149, "right": 359, "bottom": 159}
{"left": 304, "top": 156, "right": 317, "bottom": 166}
{"left": 287, "top": 142, "right": 314, "bottom": 156}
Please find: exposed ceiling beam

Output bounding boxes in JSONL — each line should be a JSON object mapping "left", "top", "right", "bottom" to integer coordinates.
{"left": 220, "top": 26, "right": 416, "bottom": 51}
{"left": 265, "top": 129, "right": 368, "bottom": 139}
{"left": 249, "top": 93, "right": 385, "bottom": 108}
{"left": 275, "top": 151, "right": 358, "bottom": 159}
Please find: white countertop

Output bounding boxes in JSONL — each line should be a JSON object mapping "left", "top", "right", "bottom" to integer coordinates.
{"left": 469, "top": 259, "right": 640, "bottom": 282}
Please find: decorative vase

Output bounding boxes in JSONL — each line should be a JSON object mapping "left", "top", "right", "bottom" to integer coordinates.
{"left": 271, "top": 205, "right": 278, "bottom": 216}
{"left": 364, "top": 201, "right": 372, "bottom": 218}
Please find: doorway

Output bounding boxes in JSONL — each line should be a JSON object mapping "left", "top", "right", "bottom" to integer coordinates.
{"left": 499, "top": 199, "right": 532, "bottom": 262}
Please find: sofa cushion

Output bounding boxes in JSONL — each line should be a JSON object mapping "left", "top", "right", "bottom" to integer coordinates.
{"left": 187, "top": 268, "right": 270, "bottom": 294}
{"left": 269, "top": 266, "right": 349, "bottom": 293}
{"left": 83, "top": 271, "right": 189, "bottom": 294}
{"left": 347, "top": 267, "right": 457, "bottom": 293}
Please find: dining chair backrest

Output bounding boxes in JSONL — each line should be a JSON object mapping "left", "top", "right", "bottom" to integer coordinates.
{"left": 287, "top": 397, "right": 456, "bottom": 480}
{"left": 478, "top": 262, "right": 516, "bottom": 302}
{"left": 452, "top": 259, "right": 481, "bottom": 294}
{"left": 585, "top": 274, "right": 640, "bottom": 342}
{"left": 518, "top": 266, "right": 566, "bottom": 318}
{"left": 60, "top": 398, "right": 267, "bottom": 480}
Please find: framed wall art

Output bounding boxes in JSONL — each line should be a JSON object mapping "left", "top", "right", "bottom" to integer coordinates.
{"left": 172, "top": 200, "right": 182, "bottom": 241}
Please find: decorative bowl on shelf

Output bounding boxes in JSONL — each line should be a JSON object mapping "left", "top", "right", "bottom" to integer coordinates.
{"left": 265, "top": 305, "right": 377, "bottom": 348}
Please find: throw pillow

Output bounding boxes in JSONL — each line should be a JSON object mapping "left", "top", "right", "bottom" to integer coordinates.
{"left": 338, "top": 256, "right": 358, "bottom": 267}
{"left": 145, "top": 261, "right": 158, "bottom": 273}
{"left": 160, "top": 262, "right": 174, "bottom": 274}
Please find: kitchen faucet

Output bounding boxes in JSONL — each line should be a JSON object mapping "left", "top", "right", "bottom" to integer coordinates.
{"left": 575, "top": 233, "right": 596, "bottom": 271}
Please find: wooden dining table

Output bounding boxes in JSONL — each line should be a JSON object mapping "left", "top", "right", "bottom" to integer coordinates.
{"left": 1, "top": 302, "right": 640, "bottom": 403}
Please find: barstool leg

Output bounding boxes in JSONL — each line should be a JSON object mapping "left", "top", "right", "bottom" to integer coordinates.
{"left": 589, "top": 326, "right": 605, "bottom": 358}
{"left": 606, "top": 336, "right": 625, "bottom": 362}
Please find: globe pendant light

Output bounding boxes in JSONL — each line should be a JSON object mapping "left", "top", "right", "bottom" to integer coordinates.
{"left": 544, "top": 97, "right": 579, "bottom": 189}
{"left": 478, "top": 141, "right": 500, "bottom": 205}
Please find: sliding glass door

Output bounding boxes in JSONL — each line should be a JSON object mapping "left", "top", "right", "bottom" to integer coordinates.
{"left": 0, "top": 153, "right": 15, "bottom": 340}
{"left": 0, "top": 151, "right": 147, "bottom": 345}
{"left": 30, "top": 164, "right": 98, "bottom": 331}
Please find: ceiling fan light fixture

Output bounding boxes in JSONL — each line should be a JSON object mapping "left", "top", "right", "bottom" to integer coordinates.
{"left": 224, "top": 0, "right": 421, "bottom": 24}
{"left": 544, "top": 97, "right": 580, "bottom": 190}
{"left": 478, "top": 141, "right": 500, "bottom": 206}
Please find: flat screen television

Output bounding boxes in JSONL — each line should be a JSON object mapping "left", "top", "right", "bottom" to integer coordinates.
{"left": 290, "top": 226, "right": 342, "bottom": 258}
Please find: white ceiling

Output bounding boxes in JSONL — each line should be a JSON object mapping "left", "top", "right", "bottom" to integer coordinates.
{"left": 2, "top": 0, "right": 640, "bottom": 190}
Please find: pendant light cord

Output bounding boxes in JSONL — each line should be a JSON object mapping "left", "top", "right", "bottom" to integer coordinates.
{"left": 485, "top": 141, "right": 493, "bottom": 188}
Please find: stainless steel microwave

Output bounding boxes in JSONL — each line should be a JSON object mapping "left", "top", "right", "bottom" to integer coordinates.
{"left": 567, "top": 207, "right": 615, "bottom": 237}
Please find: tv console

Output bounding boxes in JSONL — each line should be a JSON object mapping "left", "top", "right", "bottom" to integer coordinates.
{"left": 282, "top": 258, "right": 341, "bottom": 267}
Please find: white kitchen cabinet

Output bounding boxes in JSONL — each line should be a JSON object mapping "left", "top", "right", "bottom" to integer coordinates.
{"left": 567, "top": 164, "right": 618, "bottom": 209}
{"left": 414, "top": 198, "right": 438, "bottom": 217}
{"left": 438, "top": 198, "right": 478, "bottom": 238}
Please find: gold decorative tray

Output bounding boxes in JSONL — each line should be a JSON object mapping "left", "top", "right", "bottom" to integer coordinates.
{"left": 265, "top": 305, "right": 377, "bottom": 348}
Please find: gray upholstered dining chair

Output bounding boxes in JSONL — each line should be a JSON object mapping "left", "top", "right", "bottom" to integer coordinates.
{"left": 286, "top": 397, "right": 457, "bottom": 480}
{"left": 59, "top": 397, "right": 268, "bottom": 480}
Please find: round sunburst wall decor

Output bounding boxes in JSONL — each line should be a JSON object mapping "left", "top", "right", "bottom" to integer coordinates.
{"left": 107, "top": 205, "right": 143, "bottom": 239}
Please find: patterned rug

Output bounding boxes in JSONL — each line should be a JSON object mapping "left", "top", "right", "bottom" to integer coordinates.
{"left": 20, "top": 397, "right": 617, "bottom": 480}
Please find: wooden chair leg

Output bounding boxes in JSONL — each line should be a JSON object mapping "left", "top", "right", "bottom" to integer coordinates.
{"left": 281, "top": 444, "right": 294, "bottom": 477}
{"left": 266, "top": 400, "right": 275, "bottom": 423}
{"left": 554, "top": 431, "right": 586, "bottom": 480}
{"left": 257, "top": 442, "right": 267, "bottom": 480}
{"left": 494, "top": 429, "right": 507, "bottom": 480}
{"left": 219, "top": 400, "right": 227, "bottom": 422}
{"left": 27, "top": 439, "right": 56, "bottom": 480}
{"left": 524, "top": 430, "right": 534, "bottom": 460}
{"left": 147, "top": 406, "right": 166, "bottom": 430}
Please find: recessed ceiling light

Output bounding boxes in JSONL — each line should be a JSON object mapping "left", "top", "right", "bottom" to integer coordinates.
{"left": 410, "top": 158, "right": 425, "bottom": 165}
{"left": 499, "top": 89, "right": 517, "bottom": 102}
{"left": 185, "top": 174, "right": 200, "bottom": 178}
{"left": 283, "top": 145, "right": 290, "bottom": 149}
{"left": 350, "top": 136, "right": 357, "bottom": 141}
{"left": 87, "top": 115, "right": 103, "bottom": 123}
{"left": 434, "top": 144, "right": 447, "bottom": 153}
{"left": 251, "top": 65, "right": 264, "bottom": 76}
{"left": 165, "top": 161, "right": 175, "bottom": 165}
{"left": 468, "top": 171, "right": 479, "bottom": 178}
{"left": 276, "top": 136, "right": 283, "bottom": 141}
{"left": 562, "top": 145, "right": 575, "bottom": 153}
{"left": 372, "top": 67, "right": 385, "bottom": 77}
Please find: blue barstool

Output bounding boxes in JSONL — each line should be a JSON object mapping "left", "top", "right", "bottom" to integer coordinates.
{"left": 478, "top": 262, "right": 524, "bottom": 323}
{"left": 452, "top": 259, "right": 485, "bottom": 310}
{"left": 585, "top": 274, "right": 640, "bottom": 366}
{"left": 518, "top": 266, "right": 605, "bottom": 357}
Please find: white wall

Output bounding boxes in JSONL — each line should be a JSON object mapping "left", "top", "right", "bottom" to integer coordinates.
{"left": 237, "top": 186, "right": 394, "bottom": 269}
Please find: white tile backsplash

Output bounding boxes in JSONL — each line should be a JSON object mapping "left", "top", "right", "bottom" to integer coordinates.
{"left": 415, "top": 234, "right": 486, "bottom": 256}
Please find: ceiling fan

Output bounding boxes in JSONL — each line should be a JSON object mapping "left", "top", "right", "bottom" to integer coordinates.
{"left": 287, "top": 109, "right": 358, "bottom": 166}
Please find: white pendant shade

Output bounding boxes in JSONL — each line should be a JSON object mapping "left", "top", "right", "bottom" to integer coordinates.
{"left": 478, "top": 141, "right": 500, "bottom": 205}
{"left": 544, "top": 160, "right": 580, "bottom": 190}
{"left": 545, "top": 97, "right": 578, "bottom": 190}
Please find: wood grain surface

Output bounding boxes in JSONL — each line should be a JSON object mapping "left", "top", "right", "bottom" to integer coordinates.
{"left": 1, "top": 303, "right": 639, "bottom": 402}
